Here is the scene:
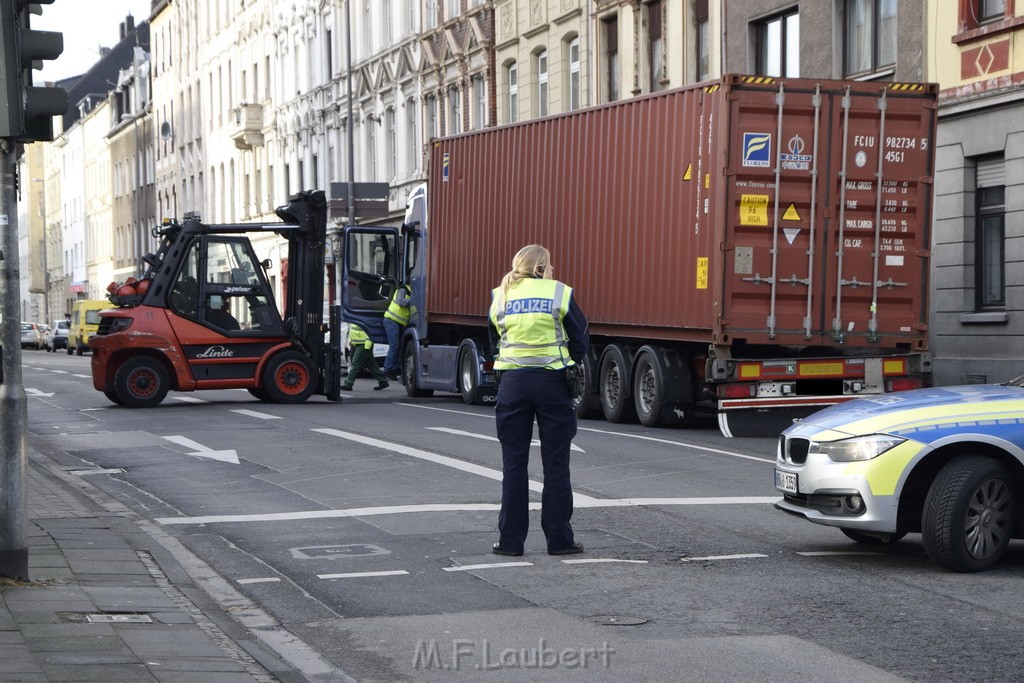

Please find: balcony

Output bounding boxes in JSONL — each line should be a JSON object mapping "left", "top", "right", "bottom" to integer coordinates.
{"left": 229, "top": 103, "right": 265, "bottom": 149}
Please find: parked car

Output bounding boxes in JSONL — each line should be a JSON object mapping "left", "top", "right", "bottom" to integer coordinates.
{"left": 20, "top": 322, "right": 43, "bottom": 349}
{"left": 775, "top": 377, "right": 1024, "bottom": 572}
{"left": 44, "top": 319, "right": 69, "bottom": 351}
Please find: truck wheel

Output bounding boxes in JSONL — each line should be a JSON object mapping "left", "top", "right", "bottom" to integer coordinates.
{"left": 103, "top": 390, "right": 124, "bottom": 406}
{"left": 633, "top": 349, "right": 667, "bottom": 427}
{"left": 114, "top": 357, "right": 170, "bottom": 408}
{"left": 573, "top": 353, "right": 601, "bottom": 420}
{"left": 75, "top": 339, "right": 83, "bottom": 356}
{"left": 262, "top": 351, "right": 316, "bottom": 403}
{"left": 599, "top": 344, "right": 636, "bottom": 423}
{"left": 247, "top": 387, "right": 270, "bottom": 402}
{"left": 66, "top": 343, "right": 73, "bottom": 355}
{"left": 922, "top": 455, "right": 1015, "bottom": 572}
{"left": 458, "top": 346, "right": 487, "bottom": 405}
{"left": 840, "top": 528, "right": 906, "bottom": 545}
{"left": 403, "top": 344, "right": 433, "bottom": 398}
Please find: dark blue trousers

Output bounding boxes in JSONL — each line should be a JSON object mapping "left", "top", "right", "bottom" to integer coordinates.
{"left": 382, "top": 318, "right": 402, "bottom": 374}
{"left": 494, "top": 368, "right": 577, "bottom": 552}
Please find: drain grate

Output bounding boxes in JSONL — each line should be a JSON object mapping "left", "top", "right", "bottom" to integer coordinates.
{"left": 59, "top": 612, "right": 154, "bottom": 624}
{"left": 585, "top": 615, "right": 648, "bottom": 626}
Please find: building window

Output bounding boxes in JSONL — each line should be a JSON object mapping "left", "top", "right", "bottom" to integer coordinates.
{"left": 977, "top": 0, "right": 1006, "bottom": 22}
{"left": 448, "top": 0, "right": 459, "bottom": 20}
{"left": 386, "top": 108, "right": 396, "bottom": 178}
{"left": 975, "top": 158, "right": 1005, "bottom": 310}
{"left": 695, "top": 0, "right": 710, "bottom": 81}
{"left": 472, "top": 74, "right": 486, "bottom": 129}
{"left": 567, "top": 36, "right": 580, "bottom": 110}
{"left": 426, "top": 94, "right": 438, "bottom": 138}
{"left": 844, "top": 0, "right": 896, "bottom": 78}
{"left": 325, "top": 28, "right": 333, "bottom": 79}
{"left": 507, "top": 61, "right": 518, "bottom": 123}
{"left": 448, "top": 84, "right": 460, "bottom": 134}
{"left": 424, "top": 0, "right": 436, "bottom": 28}
{"left": 406, "top": 98, "right": 418, "bottom": 171}
{"left": 754, "top": 8, "right": 799, "bottom": 77}
{"left": 646, "top": 1, "right": 664, "bottom": 92}
{"left": 536, "top": 50, "right": 548, "bottom": 116}
{"left": 383, "top": 0, "right": 392, "bottom": 45}
{"left": 603, "top": 15, "right": 619, "bottom": 102}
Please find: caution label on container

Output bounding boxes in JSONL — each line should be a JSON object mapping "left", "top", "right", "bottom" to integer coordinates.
{"left": 740, "top": 194, "right": 769, "bottom": 226}
{"left": 696, "top": 257, "right": 708, "bottom": 289}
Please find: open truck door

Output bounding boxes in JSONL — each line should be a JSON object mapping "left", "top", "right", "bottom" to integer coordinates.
{"left": 339, "top": 225, "right": 403, "bottom": 344}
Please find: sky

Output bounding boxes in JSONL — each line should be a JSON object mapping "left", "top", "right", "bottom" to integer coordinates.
{"left": 35, "top": 0, "right": 152, "bottom": 84}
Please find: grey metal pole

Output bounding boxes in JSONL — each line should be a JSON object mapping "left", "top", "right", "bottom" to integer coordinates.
{"left": 0, "top": 139, "right": 29, "bottom": 580}
{"left": 345, "top": 0, "right": 356, "bottom": 228}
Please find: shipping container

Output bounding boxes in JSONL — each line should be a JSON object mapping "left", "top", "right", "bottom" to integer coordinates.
{"left": 340, "top": 75, "right": 938, "bottom": 436}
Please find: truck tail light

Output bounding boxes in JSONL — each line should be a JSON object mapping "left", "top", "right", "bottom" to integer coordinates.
{"left": 719, "top": 383, "right": 757, "bottom": 399}
{"left": 886, "top": 377, "right": 925, "bottom": 393}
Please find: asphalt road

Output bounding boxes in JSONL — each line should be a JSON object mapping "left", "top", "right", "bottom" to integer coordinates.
{"left": 19, "top": 349, "right": 1024, "bottom": 681}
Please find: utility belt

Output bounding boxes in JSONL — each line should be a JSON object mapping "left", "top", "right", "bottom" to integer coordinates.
{"left": 494, "top": 366, "right": 579, "bottom": 394}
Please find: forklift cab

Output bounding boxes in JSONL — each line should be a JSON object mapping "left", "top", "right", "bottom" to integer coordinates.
{"left": 169, "top": 235, "right": 285, "bottom": 336}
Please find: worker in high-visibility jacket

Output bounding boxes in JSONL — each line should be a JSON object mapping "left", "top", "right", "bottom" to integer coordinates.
{"left": 487, "top": 244, "right": 589, "bottom": 557}
{"left": 342, "top": 322, "right": 389, "bottom": 391}
{"left": 382, "top": 284, "right": 412, "bottom": 381}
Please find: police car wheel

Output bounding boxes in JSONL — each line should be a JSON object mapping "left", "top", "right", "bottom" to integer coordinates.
{"left": 922, "top": 455, "right": 1015, "bottom": 573}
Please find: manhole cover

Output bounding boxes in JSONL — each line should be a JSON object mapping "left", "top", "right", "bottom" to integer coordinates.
{"left": 86, "top": 614, "right": 153, "bottom": 624}
{"left": 585, "top": 615, "right": 648, "bottom": 626}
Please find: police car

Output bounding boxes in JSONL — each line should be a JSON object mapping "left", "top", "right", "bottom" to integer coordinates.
{"left": 775, "top": 376, "right": 1024, "bottom": 572}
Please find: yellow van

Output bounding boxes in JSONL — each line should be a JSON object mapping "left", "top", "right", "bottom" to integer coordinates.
{"left": 68, "top": 299, "right": 110, "bottom": 355}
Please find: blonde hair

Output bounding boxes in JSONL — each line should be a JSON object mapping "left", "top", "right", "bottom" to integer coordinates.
{"left": 495, "top": 245, "right": 551, "bottom": 308}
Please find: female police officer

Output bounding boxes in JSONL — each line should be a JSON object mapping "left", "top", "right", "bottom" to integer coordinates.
{"left": 488, "top": 245, "right": 589, "bottom": 556}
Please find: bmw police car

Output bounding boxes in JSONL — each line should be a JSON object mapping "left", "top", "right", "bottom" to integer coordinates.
{"left": 775, "top": 377, "right": 1024, "bottom": 572}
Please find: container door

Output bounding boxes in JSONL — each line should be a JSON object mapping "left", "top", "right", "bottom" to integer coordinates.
{"left": 721, "top": 78, "right": 933, "bottom": 350}
{"left": 340, "top": 226, "right": 401, "bottom": 343}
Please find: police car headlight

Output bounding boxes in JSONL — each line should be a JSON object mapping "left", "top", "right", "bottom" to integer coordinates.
{"left": 812, "top": 434, "right": 905, "bottom": 462}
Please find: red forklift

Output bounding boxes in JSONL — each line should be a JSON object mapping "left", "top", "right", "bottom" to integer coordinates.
{"left": 90, "top": 190, "right": 343, "bottom": 408}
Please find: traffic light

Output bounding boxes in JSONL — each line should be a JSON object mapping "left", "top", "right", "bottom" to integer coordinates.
{"left": 0, "top": 0, "right": 66, "bottom": 141}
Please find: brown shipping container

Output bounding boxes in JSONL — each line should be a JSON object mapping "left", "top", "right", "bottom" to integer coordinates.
{"left": 426, "top": 75, "right": 936, "bottom": 353}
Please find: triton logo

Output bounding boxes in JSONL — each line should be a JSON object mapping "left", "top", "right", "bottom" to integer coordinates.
{"left": 196, "top": 346, "right": 235, "bottom": 358}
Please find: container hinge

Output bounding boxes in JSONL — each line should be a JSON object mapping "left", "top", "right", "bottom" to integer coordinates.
{"left": 875, "top": 277, "right": 907, "bottom": 289}
{"left": 779, "top": 274, "right": 809, "bottom": 287}
{"left": 839, "top": 275, "right": 867, "bottom": 288}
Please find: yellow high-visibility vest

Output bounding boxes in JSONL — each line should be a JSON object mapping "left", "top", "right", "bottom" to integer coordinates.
{"left": 489, "top": 278, "right": 572, "bottom": 371}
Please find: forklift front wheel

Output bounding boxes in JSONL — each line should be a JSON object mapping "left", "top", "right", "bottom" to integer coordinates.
{"left": 114, "top": 357, "right": 170, "bottom": 408}
{"left": 262, "top": 351, "right": 316, "bottom": 403}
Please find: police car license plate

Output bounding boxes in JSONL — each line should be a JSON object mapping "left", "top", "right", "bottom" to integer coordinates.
{"left": 774, "top": 469, "right": 798, "bottom": 494}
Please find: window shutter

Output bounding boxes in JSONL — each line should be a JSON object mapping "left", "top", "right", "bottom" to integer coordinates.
{"left": 977, "top": 158, "right": 1005, "bottom": 188}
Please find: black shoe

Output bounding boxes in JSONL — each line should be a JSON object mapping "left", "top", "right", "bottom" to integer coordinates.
{"left": 385, "top": 370, "right": 400, "bottom": 381}
{"left": 492, "top": 543, "right": 523, "bottom": 557}
{"left": 548, "top": 541, "right": 584, "bottom": 556}
{"left": 374, "top": 382, "right": 389, "bottom": 391}
{"left": 340, "top": 385, "right": 352, "bottom": 391}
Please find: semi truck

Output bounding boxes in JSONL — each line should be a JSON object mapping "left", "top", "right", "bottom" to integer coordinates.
{"left": 339, "top": 74, "right": 938, "bottom": 437}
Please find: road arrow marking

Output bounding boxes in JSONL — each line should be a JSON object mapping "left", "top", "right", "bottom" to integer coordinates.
{"left": 172, "top": 396, "right": 208, "bottom": 404}
{"left": 443, "top": 562, "right": 533, "bottom": 572}
{"left": 162, "top": 435, "right": 239, "bottom": 464}
{"left": 25, "top": 388, "right": 55, "bottom": 397}
{"left": 427, "top": 426, "right": 585, "bottom": 453}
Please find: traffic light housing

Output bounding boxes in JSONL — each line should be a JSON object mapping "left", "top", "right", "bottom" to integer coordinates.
{"left": 0, "top": 0, "right": 66, "bottom": 141}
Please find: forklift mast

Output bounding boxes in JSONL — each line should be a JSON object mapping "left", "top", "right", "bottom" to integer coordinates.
{"left": 275, "top": 191, "right": 328, "bottom": 359}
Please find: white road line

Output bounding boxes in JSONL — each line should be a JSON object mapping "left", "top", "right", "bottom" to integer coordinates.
{"left": 443, "top": 562, "right": 533, "bottom": 572}
{"left": 428, "top": 426, "right": 585, "bottom": 453}
{"left": 796, "top": 551, "right": 883, "bottom": 557}
{"left": 680, "top": 553, "right": 768, "bottom": 562}
{"left": 231, "top": 409, "right": 281, "bottom": 420}
{"left": 400, "top": 403, "right": 492, "bottom": 419}
{"left": 237, "top": 577, "right": 282, "bottom": 584}
{"left": 313, "top": 427, "right": 599, "bottom": 501}
{"left": 156, "top": 497, "right": 777, "bottom": 525}
{"left": 561, "top": 558, "right": 648, "bottom": 565}
{"left": 172, "top": 396, "right": 208, "bottom": 404}
{"left": 72, "top": 373, "right": 91, "bottom": 378}
{"left": 318, "top": 570, "right": 409, "bottom": 579}
{"left": 577, "top": 426, "right": 774, "bottom": 463}
{"left": 51, "top": 369, "right": 69, "bottom": 374}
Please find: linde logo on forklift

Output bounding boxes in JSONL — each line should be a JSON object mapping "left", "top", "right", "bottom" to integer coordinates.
{"left": 195, "top": 345, "right": 235, "bottom": 358}
{"left": 505, "top": 298, "right": 554, "bottom": 315}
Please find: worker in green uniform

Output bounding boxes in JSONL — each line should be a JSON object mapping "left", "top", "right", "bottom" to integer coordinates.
{"left": 341, "top": 323, "right": 389, "bottom": 391}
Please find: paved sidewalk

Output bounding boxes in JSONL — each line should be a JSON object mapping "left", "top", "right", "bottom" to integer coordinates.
{"left": 0, "top": 450, "right": 317, "bottom": 682}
